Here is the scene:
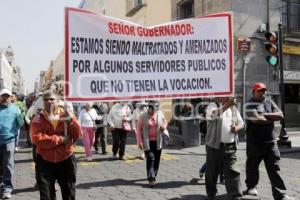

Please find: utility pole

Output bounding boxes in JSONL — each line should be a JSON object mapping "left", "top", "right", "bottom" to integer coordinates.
{"left": 242, "top": 51, "right": 246, "bottom": 117}
{"left": 237, "top": 38, "right": 250, "bottom": 118}
{"left": 266, "top": 0, "right": 271, "bottom": 92}
{"left": 266, "top": 0, "right": 270, "bottom": 32}
{"left": 277, "top": 23, "right": 291, "bottom": 147}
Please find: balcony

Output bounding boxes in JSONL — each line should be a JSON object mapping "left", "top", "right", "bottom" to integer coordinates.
{"left": 126, "top": 0, "right": 146, "bottom": 17}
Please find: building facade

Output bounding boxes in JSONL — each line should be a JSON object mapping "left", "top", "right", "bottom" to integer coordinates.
{"left": 281, "top": 0, "right": 300, "bottom": 127}
{"left": 172, "top": 0, "right": 300, "bottom": 127}
{"left": 0, "top": 52, "right": 13, "bottom": 90}
{"left": 0, "top": 46, "right": 26, "bottom": 94}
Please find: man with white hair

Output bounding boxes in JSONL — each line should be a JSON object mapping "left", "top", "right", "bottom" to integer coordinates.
{"left": 31, "top": 90, "right": 82, "bottom": 200}
{"left": 0, "top": 89, "right": 24, "bottom": 199}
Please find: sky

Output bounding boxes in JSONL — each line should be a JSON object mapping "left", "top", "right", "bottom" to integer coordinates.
{"left": 0, "top": 0, "right": 82, "bottom": 93}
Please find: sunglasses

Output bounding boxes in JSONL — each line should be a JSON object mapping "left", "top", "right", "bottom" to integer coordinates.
{"left": 43, "top": 98, "right": 56, "bottom": 102}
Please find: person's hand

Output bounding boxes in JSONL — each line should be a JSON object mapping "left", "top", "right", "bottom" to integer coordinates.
{"left": 139, "top": 143, "right": 144, "bottom": 150}
{"left": 61, "top": 136, "right": 70, "bottom": 145}
{"left": 159, "top": 126, "right": 166, "bottom": 131}
{"left": 231, "top": 125, "right": 237, "bottom": 133}
{"left": 110, "top": 124, "right": 115, "bottom": 130}
{"left": 62, "top": 110, "right": 73, "bottom": 125}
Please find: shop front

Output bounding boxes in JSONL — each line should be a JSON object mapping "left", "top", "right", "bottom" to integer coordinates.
{"left": 284, "top": 70, "right": 300, "bottom": 127}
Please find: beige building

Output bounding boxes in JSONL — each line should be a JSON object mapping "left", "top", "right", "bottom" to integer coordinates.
{"left": 82, "top": 0, "right": 172, "bottom": 27}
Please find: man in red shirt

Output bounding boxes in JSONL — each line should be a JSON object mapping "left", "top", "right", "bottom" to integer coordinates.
{"left": 31, "top": 91, "right": 82, "bottom": 200}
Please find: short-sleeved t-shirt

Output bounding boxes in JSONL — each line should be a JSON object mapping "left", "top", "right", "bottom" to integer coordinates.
{"left": 245, "top": 98, "right": 277, "bottom": 143}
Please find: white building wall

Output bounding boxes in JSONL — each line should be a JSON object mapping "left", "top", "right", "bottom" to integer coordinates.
{"left": 0, "top": 53, "right": 13, "bottom": 90}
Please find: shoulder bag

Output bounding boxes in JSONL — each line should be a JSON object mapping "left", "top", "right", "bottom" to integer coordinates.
{"left": 122, "top": 106, "right": 132, "bottom": 131}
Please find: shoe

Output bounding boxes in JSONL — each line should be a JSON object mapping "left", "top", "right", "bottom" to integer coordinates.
{"left": 55, "top": 183, "right": 59, "bottom": 192}
{"left": 282, "top": 194, "right": 295, "bottom": 200}
{"left": 119, "top": 156, "right": 126, "bottom": 160}
{"left": 95, "top": 149, "right": 99, "bottom": 154}
{"left": 2, "top": 192, "right": 11, "bottom": 199}
{"left": 14, "top": 147, "right": 19, "bottom": 152}
{"left": 33, "top": 182, "right": 38, "bottom": 190}
{"left": 87, "top": 157, "right": 92, "bottom": 161}
{"left": 102, "top": 151, "right": 107, "bottom": 155}
{"left": 206, "top": 194, "right": 215, "bottom": 200}
{"left": 138, "top": 155, "right": 145, "bottom": 160}
{"left": 243, "top": 188, "right": 258, "bottom": 196}
{"left": 148, "top": 180, "right": 155, "bottom": 188}
{"left": 199, "top": 171, "right": 204, "bottom": 180}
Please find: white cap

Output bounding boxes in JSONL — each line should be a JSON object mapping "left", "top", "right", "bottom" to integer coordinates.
{"left": 0, "top": 89, "right": 12, "bottom": 96}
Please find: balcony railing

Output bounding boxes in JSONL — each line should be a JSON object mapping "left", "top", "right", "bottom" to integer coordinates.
{"left": 126, "top": 0, "right": 146, "bottom": 17}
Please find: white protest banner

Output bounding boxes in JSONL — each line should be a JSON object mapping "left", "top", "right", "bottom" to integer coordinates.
{"left": 65, "top": 7, "right": 233, "bottom": 101}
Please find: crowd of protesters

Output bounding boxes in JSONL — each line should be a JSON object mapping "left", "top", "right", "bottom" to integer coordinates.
{"left": 0, "top": 88, "right": 169, "bottom": 199}
{"left": 0, "top": 82, "right": 295, "bottom": 200}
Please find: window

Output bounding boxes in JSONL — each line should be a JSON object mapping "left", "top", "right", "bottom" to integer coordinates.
{"left": 177, "top": 0, "right": 194, "bottom": 20}
{"left": 282, "top": 0, "right": 300, "bottom": 33}
{"left": 126, "top": 0, "right": 145, "bottom": 17}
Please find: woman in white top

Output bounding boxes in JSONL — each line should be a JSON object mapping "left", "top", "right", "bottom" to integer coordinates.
{"left": 107, "top": 101, "right": 132, "bottom": 160}
{"left": 78, "top": 102, "right": 102, "bottom": 161}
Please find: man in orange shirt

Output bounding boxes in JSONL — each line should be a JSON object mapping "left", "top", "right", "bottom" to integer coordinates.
{"left": 30, "top": 91, "right": 82, "bottom": 200}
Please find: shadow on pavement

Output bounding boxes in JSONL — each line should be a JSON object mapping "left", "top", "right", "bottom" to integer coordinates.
{"left": 76, "top": 178, "right": 199, "bottom": 189}
{"left": 15, "top": 149, "right": 32, "bottom": 154}
{"left": 189, "top": 178, "right": 205, "bottom": 185}
{"left": 75, "top": 156, "right": 118, "bottom": 162}
{"left": 169, "top": 194, "right": 207, "bottom": 200}
{"left": 13, "top": 186, "right": 38, "bottom": 194}
{"left": 169, "top": 194, "right": 259, "bottom": 200}
{"left": 15, "top": 158, "right": 33, "bottom": 164}
{"left": 166, "top": 152, "right": 206, "bottom": 156}
{"left": 76, "top": 178, "right": 146, "bottom": 189}
{"left": 151, "top": 180, "right": 198, "bottom": 189}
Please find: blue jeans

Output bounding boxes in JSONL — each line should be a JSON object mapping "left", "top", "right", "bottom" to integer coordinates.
{"left": 0, "top": 140, "right": 15, "bottom": 194}
{"left": 15, "top": 129, "right": 20, "bottom": 147}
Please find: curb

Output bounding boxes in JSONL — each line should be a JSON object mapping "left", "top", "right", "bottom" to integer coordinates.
{"left": 280, "top": 147, "right": 300, "bottom": 154}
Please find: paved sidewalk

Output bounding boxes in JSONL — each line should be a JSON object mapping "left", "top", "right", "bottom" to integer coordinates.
{"left": 11, "top": 131, "right": 300, "bottom": 200}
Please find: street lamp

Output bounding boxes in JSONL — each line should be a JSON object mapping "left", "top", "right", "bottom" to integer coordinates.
{"left": 277, "top": 23, "right": 291, "bottom": 147}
